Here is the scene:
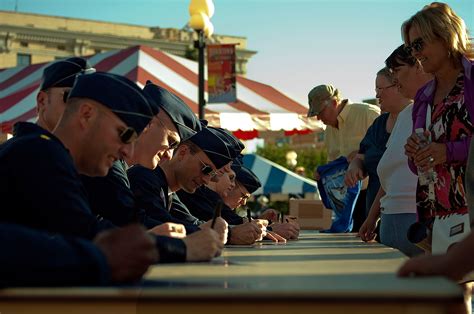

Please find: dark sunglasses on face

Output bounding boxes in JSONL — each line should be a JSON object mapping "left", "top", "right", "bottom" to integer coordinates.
{"left": 237, "top": 184, "right": 250, "bottom": 202}
{"left": 167, "top": 139, "right": 180, "bottom": 151}
{"left": 108, "top": 109, "right": 154, "bottom": 145}
{"left": 196, "top": 155, "right": 217, "bottom": 178}
{"left": 118, "top": 127, "right": 138, "bottom": 144}
{"left": 154, "top": 118, "right": 180, "bottom": 151}
{"left": 404, "top": 37, "right": 424, "bottom": 55}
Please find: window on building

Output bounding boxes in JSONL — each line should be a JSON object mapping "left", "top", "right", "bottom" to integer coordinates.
{"left": 20, "top": 41, "right": 28, "bottom": 47}
{"left": 17, "top": 53, "right": 31, "bottom": 66}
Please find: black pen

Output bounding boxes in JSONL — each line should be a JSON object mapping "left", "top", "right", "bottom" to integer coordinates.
{"left": 247, "top": 207, "right": 252, "bottom": 222}
{"left": 211, "top": 200, "right": 223, "bottom": 229}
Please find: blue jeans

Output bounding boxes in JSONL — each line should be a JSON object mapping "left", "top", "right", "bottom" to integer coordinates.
{"left": 380, "top": 213, "right": 423, "bottom": 257}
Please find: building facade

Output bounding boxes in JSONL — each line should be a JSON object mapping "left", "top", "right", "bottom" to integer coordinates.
{"left": 0, "top": 10, "right": 256, "bottom": 74}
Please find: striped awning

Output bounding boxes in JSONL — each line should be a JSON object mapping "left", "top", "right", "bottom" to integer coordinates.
{"left": 242, "top": 154, "right": 320, "bottom": 195}
{"left": 0, "top": 45, "right": 321, "bottom": 135}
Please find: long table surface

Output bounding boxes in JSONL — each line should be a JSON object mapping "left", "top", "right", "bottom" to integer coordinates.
{"left": 0, "top": 232, "right": 464, "bottom": 314}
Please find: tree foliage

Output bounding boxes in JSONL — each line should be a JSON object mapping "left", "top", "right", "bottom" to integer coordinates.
{"left": 255, "top": 143, "right": 327, "bottom": 178}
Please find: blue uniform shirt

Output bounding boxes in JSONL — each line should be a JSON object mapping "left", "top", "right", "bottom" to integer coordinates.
{"left": 1, "top": 122, "right": 113, "bottom": 239}
{"left": 128, "top": 165, "right": 201, "bottom": 233}
{"left": 177, "top": 186, "right": 244, "bottom": 225}
{"left": 81, "top": 160, "right": 164, "bottom": 229}
{"left": 4, "top": 122, "right": 186, "bottom": 263}
{"left": 170, "top": 193, "right": 204, "bottom": 226}
{"left": 0, "top": 223, "right": 109, "bottom": 287}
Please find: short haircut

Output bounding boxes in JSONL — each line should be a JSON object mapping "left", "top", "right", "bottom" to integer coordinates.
{"left": 60, "top": 97, "right": 82, "bottom": 121}
{"left": 179, "top": 140, "right": 201, "bottom": 155}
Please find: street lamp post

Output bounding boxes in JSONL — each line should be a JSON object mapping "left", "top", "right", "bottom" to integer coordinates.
{"left": 195, "top": 29, "right": 205, "bottom": 119}
{"left": 188, "top": 0, "right": 214, "bottom": 120}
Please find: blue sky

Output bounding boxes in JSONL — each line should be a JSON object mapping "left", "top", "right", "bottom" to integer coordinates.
{"left": 1, "top": 0, "right": 473, "bottom": 105}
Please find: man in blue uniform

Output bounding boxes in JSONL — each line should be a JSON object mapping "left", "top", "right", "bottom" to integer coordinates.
{"left": 14, "top": 57, "right": 95, "bottom": 138}
{"left": 0, "top": 223, "right": 157, "bottom": 286}
{"left": 225, "top": 163, "right": 300, "bottom": 240}
{"left": 36, "top": 57, "right": 96, "bottom": 132}
{"left": 0, "top": 72, "right": 222, "bottom": 265}
{"left": 82, "top": 81, "right": 202, "bottom": 232}
{"left": 169, "top": 127, "right": 245, "bottom": 226}
{"left": 177, "top": 160, "right": 285, "bottom": 244}
{"left": 128, "top": 127, "right": 236, "bottom": 244}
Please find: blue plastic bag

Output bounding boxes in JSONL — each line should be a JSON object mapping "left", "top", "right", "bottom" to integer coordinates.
{"left": 317, "top": 156, "right": 361, "bottom": 233}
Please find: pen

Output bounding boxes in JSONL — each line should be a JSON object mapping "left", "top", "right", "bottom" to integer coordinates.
{"left": 247, "top": 207, "right": 252, "bottom": 222}
{"left": 211, "top": 200, "right": 223, "bottom": 229}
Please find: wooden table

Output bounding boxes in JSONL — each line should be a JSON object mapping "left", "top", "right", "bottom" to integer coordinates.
{"left": 0, "top": 232, "right": 464, "bottom": 314}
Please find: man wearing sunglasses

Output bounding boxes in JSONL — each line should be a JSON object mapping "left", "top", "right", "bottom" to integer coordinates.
{"left": 177, "top": 159, "right": 288, "bottom": 244}
{"left": 80, "top": 81, "right": 231, "bottom": 259}
{"left": 170, "top": 127, "right": 245, "bottom": 226}
{"left": 128, "top": 127, "right": 236, "bottom": 246}
{"left": 82, "top": 81, "right": 203, "bottom": 233}
{"left": 0, "top": 72, "right": 201, "bottom": 282}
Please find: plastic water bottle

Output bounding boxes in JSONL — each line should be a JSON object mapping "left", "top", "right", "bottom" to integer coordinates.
{"left": 415, "top": 128, "right": 437, "bottom": 186}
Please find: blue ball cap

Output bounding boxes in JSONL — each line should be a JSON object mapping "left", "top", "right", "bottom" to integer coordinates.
{"left": 40, "top": 57, "right": 95, "bottom": 91}
{"left": 213, "top": 128, "right": 245, "bottom": 158}
{"left": 188, "top": 127, "right": 233, "bottom": 169}
{"left": 68, "top": 72, "right": 154, "bottom": 134}
{"left": 143, "top": 81, "right": 201, "bottom": 141}
{"left": 233, "top": 165, "right": 261, "bottom": 194}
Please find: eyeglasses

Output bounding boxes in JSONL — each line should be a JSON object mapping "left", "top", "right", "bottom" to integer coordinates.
{"left": 118, "top": 127, "right": 138, "bottom": 144}
{"left": 154, "top": 117, "right": 180, "bottom": 151}
{"left": 375, "top": 84, "right": 396, "bottom": 93}
{"left": 236, "top": 183, "right": 250, "bottom": 202}
{"left": 196, "top": 155, "right": 217, "bottom": 178}
{"left": 100, "top": 108, "right": 144, "bottom": 144}
{"left": 404, "top": 37, "right": 424, "bottom": 55}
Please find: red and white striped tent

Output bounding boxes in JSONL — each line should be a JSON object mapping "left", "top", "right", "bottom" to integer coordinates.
{"left": 0, "top": 45, "right": 320, "bottom": 139}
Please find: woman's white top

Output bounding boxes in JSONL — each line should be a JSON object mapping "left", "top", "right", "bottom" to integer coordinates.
{"left": 377, "top": 104, "right": 418, "bottom": 214}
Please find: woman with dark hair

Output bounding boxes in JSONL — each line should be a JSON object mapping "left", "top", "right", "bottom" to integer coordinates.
{"left": 358, "top": 45, "right": 432, "bottom": 256}
{"left": 402, "top": 2, "right": 474, "bottom": 253}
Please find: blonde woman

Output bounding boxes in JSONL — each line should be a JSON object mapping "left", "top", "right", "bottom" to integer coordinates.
{"left": 403, "top": 2, "right": 474, "bottom": 248}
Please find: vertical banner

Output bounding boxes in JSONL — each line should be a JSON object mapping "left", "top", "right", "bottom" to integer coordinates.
{"left": 207, "top": 44, "right": 237, "bottom": 103}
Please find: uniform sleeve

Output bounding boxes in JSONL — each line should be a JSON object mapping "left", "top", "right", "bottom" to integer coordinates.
{"left": 170, "top": 194, "right": 205, "bottom": 225}
{"left": 221, "top": 205, "right": 244, "bottom": 225}
{"left": 128, "top": 166, "right": 200, "bottom": 233}
{"left": 82, "top": 161, "right": 138, "bottom": 226}
{"left": 0, "top": 223, "right": 110, "bottom": 287}
{"left": 3, "top": 137, "right": 110, "bottom": 240}
{"left": 154, "top": 235, "right": 187, "bottom": 263}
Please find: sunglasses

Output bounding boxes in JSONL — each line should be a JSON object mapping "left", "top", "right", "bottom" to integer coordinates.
{"left": 107, "top": 109, "right": 154, "bottom": 144}
{"left": 154, "top": 117, "right": 180, "bottom": 151}
{"left": 236, "top": 183, "right": 250, "bottom": 202}
{"left": 118, "top": 127, "right": 138, "bottom": 144}
{"left": 404, "top": 37, "right": 424, "bottom": 55}
{"left": 196, "top": 155, "right": 217, "bottom": 178}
